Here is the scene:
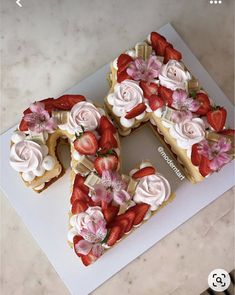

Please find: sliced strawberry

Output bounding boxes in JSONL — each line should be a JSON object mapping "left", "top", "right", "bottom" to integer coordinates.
{"left": 81, "top": 252, "right": 97, "bottom": 266}
{"left": 150, "top": 32, "right": 166, "bottom": 55}
{"left": 129, "top": 203, "right": 150, "bottom": 226}
{"left": 110, "top": 210, "right": 136, "bottom": 233}
{"left": 103, "top": 205, "right": 119, "bottom": 224}
{"left": 73, "top": 235, "right": 84, "bottom": 257}
{"left": 71, "top": 200, "right": 88, "bottom": 214}
{"left": 199, "top": 156, "right": 212, "bottom": 177}
{"left": 99, "top": 116, "right": 116, "bottom": 134}
{"left": 191, "top": 143, "right": 201, "bottom": 166}
{"left": 125, "top": 103, "right": 146, "bottom": 119}
{"left": 163, "top": 46, "right": 182, "bottom": 64}
{"left": 19, "top": 119, "right": 28, "bottom": 131}
{"left": 219, "top": 129, "right": 235, "bottom": 136}
{"left": 23, "top": 98, "right": 54, "bottom": 115}
{"left": 115, "top": 218, "right": 130, "bottom": 239}
{"left": 194, "top": 93, "right": 211, "bottom": 115}
{"left": 117, "top": 54, "right": 133, "bottom": 73}
{"left": 52, "top": 95, "right": 86, "bottom": 110}
{"left": 107, "top": 225, "right": 122, "bottom": 246}
{"left": 98, "top": 129, "right": 118, "bottom": 151}
{"left": 139, "top": 81, "right": 158, "bottom": 100}
{"left": 70, "top": 187, "right": 89, "bottom": 205}
{"left": 117, "top": 69, "right": 131, "bottom": 83}
{"left": 73, "top": 174, "right": 89, "bottom": 194}
{"left": 94, "top": 154, "right": 118, "bottom": 176}
{"left": 158, "top": 86, "right": 173, "bottom": 106}
{"left": 149, "top": 95, "right": 164, "bottom": 111}
{"left": 74, "top": 131, "right": 98, "bottom": 155}
{"left": 207, "top": 107, "right": 227, "bottom": 132}
{"left": 132, "top": 166, "right": 156, "bottom": 179}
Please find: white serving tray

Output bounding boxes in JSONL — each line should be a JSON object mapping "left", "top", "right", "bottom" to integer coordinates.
{"left": 0, "top": 24, "right": 234, "bottom": 295}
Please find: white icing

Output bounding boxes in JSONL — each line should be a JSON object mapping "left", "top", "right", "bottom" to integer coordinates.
{"left": 33, "top": 166, "right": 46, "bottom": 177}
{"left": 72, "top": 150, "right": 82, "bottom": 161}
{"left": 135, "top": 111, "right": 146, "bottom": 121}
{"left": 22, "top": 171, "right": 35, "bottom": 182}
{"left": 140, "top": 162, "right": 153, "bottom": 169}
{"left": 42, "top": 155, "right": 55, "bottom": 171}
{"left": 67, "top": 101, "right": 101, "bottom": 134}
{"left": 10, "top": 140, "right": 44, "bottom": 173}
{"left": 120, "top": 117, "right": 135, "bottom": 128}
{"left": 112, "top": 58, "right": 118, "bottom": 70}
{"left": 41, "top": 145, "right": 49, "bottom": 156}
{"left": 133, "top": 173, "right": 171, "bottom": 211}
{"left": 169, "top": 117, "right": 205, "bottom": 150}
{"left": 159, "top": 60, "right": 191, "bottom": 91}
{"left": 11, "top": 131, "right": 26, "bottom": 143}
{"left": 125, "top": 49, "right": 136, "bottom": 58}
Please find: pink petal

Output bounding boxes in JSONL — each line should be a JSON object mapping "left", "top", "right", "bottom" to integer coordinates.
{"left": 209, "top": 153, "right": 232, "bottom": 171}
{"left": 93, "top": 184, "right": 107, "bottom": 202}
{"left": 75, "top": 240, "right": 93, "bottom": 255}
{"left": 113, "top": 190, "right": 131, "bottom": 205}
{"left": 87, "top": 221, "right": 97, "bottom": 234}
{"left": 91, "top": 244, "right": 104, "bottom": 258}
{"left": 30, "top": 102, "right": 45, "bottom": 113}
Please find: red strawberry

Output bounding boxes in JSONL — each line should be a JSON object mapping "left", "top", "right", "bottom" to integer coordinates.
{"left": 73, "top": 174, "right": 89, "bottom": 194}
{"left": 158, "top": 86, "right": 173, "bottom": 106}
{"left": 125, "top": 103, "right": 146, "bottom": 119}
{"left": 191, "top": 144, "right": 201, "bottom": 166}
{"left": 149, "top": 95, "right": 164, "bottom": 111}
{"left": 70, "top": 187, "right": 89, "bottom": 204}
{"left": 117, "top": 69, "right": 131, "bottom": 83}
{"left": 139, "top": 81, "right": 158, "bottom": 100}
{"left": 163, "top": 46, "right": 182, "bottom": 64}
{"left": 129, "top": 203, "right": 150, "bottom": 226}
{"left": 194, "top": 93, "right": 211, "bottom": 115}
{"left": 99, "top": 116, "right": 116, "bottom": 134}
{"left": 53, "top": 95, "right": 86, "bottom": 110}
{"left": 94, "top": 154, "right": 118, "bottom": 175}
{"left": 151, "top": 32, "right": 167, "bottom": 55}
{"left": 199, "top": 156, "right": 212, "bottom": 177}
{"left": 98, "top": 129, "right": 118, "bottom": 151}
{"left": 73, "top": 235, "right": 84, "bottom": 257}
{"left": 207, "top": 107, "right": 227, "bottom": 132}
{"left": 81, "top": 252, "right": 97, "bottom": 266}
{"left": 111, "top": 210, "right": 136, "bottom": 233}
{"left": 71, "top": 200, "right": 88, "bottom": 214}
{"left": 103, "top": 205, "right": 119, "bottom": 224}
{"left": 117, "top": 54, "right": 133, "bottom": 73}
{"left": 23, "top": 98, "right": 54, "bottom": 115}
{"left": 115, "top": 218, "right": 130, "bottom": 239}
{"left": 132, "top": 166, "right": 156, "bottom": 179}
{"left": 74, "top": 131, "right": 98, "bottom": 155}
{"left": 107, "top": 225, "right": 122, "bottom": 246}
{"left": 219, "top": 129, "right": 235, "bottom": 136}
{"left": 19, "top": 119, "right": 28, "bottom": 131}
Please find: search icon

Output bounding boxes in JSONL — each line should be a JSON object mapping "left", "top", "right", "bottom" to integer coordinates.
{"left": 216, "top": 277, "right": 222, "bottom": 284}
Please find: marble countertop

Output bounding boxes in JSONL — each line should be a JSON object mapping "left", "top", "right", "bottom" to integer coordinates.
{"left": 1, "top": 0, "right": 234, "bottom": 294}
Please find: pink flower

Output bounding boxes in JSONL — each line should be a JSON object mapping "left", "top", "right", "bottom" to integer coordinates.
{"left": 75, "top": 240, "right": 104, "bottom": 258}
{"left": 127, "top": 55, "right": 162, "bottom": 82}
{"left": 23, "top": 102, "right": 57, "bottom": 133}
{"left": 172, "top": 90, "right": 200, "bottom": 112}
{"left": 171, "top": 109, "right": 193, "bottom": 123}
{"left": 92, "top": 170, "right": 131, "bottom": 205}
{"left": 198, "top": 137, "right": 232, "bottom": 171}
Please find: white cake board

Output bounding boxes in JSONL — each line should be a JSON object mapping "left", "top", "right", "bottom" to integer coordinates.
{"left": 0, "top": 24, "right": 234, "bottom": 295}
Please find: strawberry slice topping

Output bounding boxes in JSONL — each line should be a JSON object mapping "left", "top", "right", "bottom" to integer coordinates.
{"left": 81, "top": 252, "right": 97, "bottom": 266}
{"left": 219, "top": 129, "right": 235, "bottom": 136}
{"left": 52, "top": 95, "right": 86, "bottom": 110}
{"left": 132, "top": 166, "right": 156, "bottom": 179}
{"left": 117, "top": 69, "right": 132, "bottom": 83}
{"left": 163, "top": 46, "right": 182, "bottom": 64}
{"left": 117, "top": 54, "right": 133, "bottom": 73}
{"left": 102, "top": 205, "right": 119, "bottom": 225}
{"left": 149, "top": 95, "right": 164, "bottom": 111}
{"left": 207, "top": 107, "right": 227, "bottom": 132}
{"left": 74, "top": 131, "right": 98, "bottom": 155}
{"left": 125, "top": 103, "right": 146, "bottom": 119}
{"left": 98, "top": 129, "right": 118, "bottom": 151}
{"left": 98, "top": 116, "right": 116, "bottom": 134}
{"left": 73, "top": 174, "right": 89, "bottom": 194}
{"left": 191, "top": 144, "right": 201, "bottom": 167}
{"left": 129, "top": 203, "right": 150, "bottom": 226}
{"left": 199, "top": 156, "right": 212, "bottom": 177}
{"left": 158, "top": 86, "right": 173, "bottom": 106}
{"left": 139, "top": 81, "right": 158, "bottom": 100}
{"left": 94, "top": 153, "right": 118, "bottom": 176}
{"left": 106, "top": 225, "right": 122, "bottom": 246}
{"left": 150, "top": 32, "right": 169, "bottom": 56}
{"left": 71, "top": 200, "right": 88, "bottom": 214}
{"left": 194, "top": 93, "right": 211, "bottom": 116}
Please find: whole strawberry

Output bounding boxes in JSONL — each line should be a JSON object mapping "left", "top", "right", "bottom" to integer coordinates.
{"left": 207, "top": 106, "right": 227, "bottom": 132}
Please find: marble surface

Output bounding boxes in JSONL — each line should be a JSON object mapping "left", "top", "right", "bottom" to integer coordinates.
{"left": 1, "top": 0, "right": 234, "bottom": 294}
